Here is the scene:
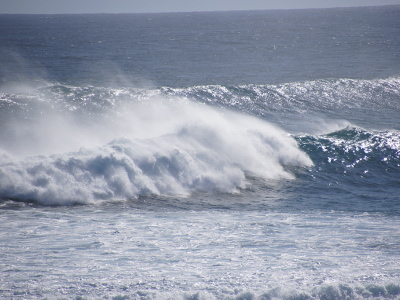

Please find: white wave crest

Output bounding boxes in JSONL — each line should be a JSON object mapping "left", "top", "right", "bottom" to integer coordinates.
{"left": 0, "top": 98, "right": 313, "bottom": 205}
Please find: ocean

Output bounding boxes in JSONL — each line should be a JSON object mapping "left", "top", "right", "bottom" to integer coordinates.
{"left": 0, "top": 5, "right": 400, "bottom": 300}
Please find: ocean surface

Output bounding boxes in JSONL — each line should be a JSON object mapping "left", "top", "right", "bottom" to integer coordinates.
{"left": 1, "top": 5, "right": 400, "bottom": 300}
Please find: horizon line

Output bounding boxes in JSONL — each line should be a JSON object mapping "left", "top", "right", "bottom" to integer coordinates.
{"left": 0, "top": 4, "right": 398, "bottom": 15}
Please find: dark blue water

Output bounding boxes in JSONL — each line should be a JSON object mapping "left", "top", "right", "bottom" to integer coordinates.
{"left": 1, "top": 6, "right": 400, "bottom": 87}
{"left": 0, "top": 6, "right": 400, "bottom": 300}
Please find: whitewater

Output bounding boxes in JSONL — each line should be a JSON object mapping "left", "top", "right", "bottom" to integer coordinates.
{"left": 1, "top": 5, "right": 400, "bottom": 300}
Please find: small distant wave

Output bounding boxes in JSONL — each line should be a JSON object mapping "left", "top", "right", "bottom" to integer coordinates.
{"left": 160, "top": 77, "right": 400, "bottom": 132}
{"left": 164, "top": 77, "right": 400, "bottom": 111}
{"left": 2, "top": 76, "right": 399, "bottom": 116}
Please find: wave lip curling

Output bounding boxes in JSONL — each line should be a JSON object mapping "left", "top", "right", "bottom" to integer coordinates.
{"left": 0, "top": 100, "right": 312, "bottom": 205}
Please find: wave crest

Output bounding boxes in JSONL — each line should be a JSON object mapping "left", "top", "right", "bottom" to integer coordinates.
{"left": 0, "top": 100, "right": 312, "bottom": 205}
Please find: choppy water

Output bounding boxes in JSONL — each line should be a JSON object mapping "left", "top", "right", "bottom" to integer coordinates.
{"left": 0, "top": 5, "right": 400, "bottom": 300}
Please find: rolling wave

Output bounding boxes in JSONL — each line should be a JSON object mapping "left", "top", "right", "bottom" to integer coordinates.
{"left": 0, "top": 100, "right": 312, "bottom": 205}
{"left": 0, "top": 77, "right": 399, "bottom": 205}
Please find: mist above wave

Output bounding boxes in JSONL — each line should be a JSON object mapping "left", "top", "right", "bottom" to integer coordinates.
{"left": 2, "top": 76, "right": 399, "bottom": 152}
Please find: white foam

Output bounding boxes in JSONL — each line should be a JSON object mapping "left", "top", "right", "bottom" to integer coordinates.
{"left": 0, "top": 97, "right": 313, "bottom": 205}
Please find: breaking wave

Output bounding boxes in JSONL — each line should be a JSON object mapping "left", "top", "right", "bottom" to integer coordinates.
{"left": 1, "top": 77, "right": 399, "bottom": 205}
{"left": 0, "top": 96, "right": 312, "bottom": 205}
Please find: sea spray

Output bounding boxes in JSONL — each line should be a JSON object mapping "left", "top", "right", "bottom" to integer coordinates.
{"left": 0, "top": 97, "right": 312, "bottom": 205}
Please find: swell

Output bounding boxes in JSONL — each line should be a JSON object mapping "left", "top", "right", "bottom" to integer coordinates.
{"left": 2, "top": 77, "right": 399, "bottom": 114}
{"left": 2, "top": 77, "right": 399, "bottom": 135}
{"left": 161, "top": 77, "right": 400, "bottom": 131}
{"left": 162, "top": 77, "right": 400, "bottom": 112}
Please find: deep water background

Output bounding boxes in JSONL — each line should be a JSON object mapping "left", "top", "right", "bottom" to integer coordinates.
{"left": 1, "top": 6, "right": 400, "bottom": 88}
